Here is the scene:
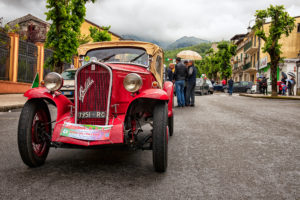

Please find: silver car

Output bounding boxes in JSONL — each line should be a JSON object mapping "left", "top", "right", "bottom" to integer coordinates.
{"left": 195, "top": 78, "right": 209, "bottom": 95}
{"left": 60, "top": 69, "right": 77, "bottom": 100}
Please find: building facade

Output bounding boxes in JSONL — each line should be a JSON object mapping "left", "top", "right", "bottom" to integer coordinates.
{"left": 80, "top": 19, "right": 122, "bottom": 42}
{"left": 7, "top": 14, "right": 50, "bottom": 43}
{"left": 231, "top": 16, "right": 300, "bottom": 94}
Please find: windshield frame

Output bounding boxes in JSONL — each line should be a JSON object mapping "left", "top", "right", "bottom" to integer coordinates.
{"left": 84, "top": 47, "right": 150, "bottom": 68}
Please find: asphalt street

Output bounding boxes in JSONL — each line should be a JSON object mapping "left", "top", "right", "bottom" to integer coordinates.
{"left": 0, "top": 93, "right": 299, "bottom": 200}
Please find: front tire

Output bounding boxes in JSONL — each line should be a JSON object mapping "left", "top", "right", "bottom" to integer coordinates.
{"left": 152, "top": 102, "right": 168, "bottom": 172}
{"left": 18, "top": 99, "right": 51, "bottom": 167}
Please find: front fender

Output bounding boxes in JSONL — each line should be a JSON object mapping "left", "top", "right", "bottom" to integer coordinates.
{"left": 133, "top": 88, "right": 169, "bottom": 101}
{"left": 24, "top": 87, "right": 73, "bottom": 121}
{"left": 163, "top": 81, "right": 174, "bottom": 117}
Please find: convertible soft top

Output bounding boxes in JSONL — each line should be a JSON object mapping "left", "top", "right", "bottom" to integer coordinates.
{"left": 78, "top": 41, "right": 162, "bottom": 56}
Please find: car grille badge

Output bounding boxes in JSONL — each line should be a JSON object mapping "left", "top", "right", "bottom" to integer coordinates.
{"left": 79, "top": 77, "right": 94, "bottom": 103}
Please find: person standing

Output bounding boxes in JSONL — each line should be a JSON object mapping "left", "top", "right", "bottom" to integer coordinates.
{"left": 281, "top": 75, "right": 287, "bottom": 96}
{"left": 262, "top": 76, "right": 268, "bottom": 95}
{"left": 221, "top": 79, "right": 227, "bottom": 86}
{"left": 228, "top": 77, "right": 234, "bottom": 95}
{"left": 167, "top": 63, "right": 175, "bottom": 81}
{"left": 173, "top": 57, "right": 187, "bottom": 107}
{"left": 288, "top": 76, "right": 296, "bottom": 96}
{"left": 185, "top": 60, "right": 197, "bottom": 106}
{"left": 183, "top": 60, "right": 189, "bottom": 103}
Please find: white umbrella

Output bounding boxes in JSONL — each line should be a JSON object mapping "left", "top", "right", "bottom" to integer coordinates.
{"left": 287, "top": 72, "right": 296, "bottom": 78}
{"left": 177, "top": 50, "right": 202, "bottom": 61}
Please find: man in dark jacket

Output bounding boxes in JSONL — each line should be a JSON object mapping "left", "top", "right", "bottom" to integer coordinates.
{"left": 228, "top": 78, "right": 234, "bottom": 95}
{"left": 173, "top": 57, "right": 187, "bottom": 107}
{"left": 185, "top": 60, "right": 197, "bottom": 106}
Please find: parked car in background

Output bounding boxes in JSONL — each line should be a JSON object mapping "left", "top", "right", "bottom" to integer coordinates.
{"left": 195, "top": 78, "right": 209, "bottom": 95}
{"left": 213, "top": 83, "right": 225, "bottom": 92}
{"left": 231, "top": 81, "right": 253, "bottom": 93}
{"left": 60, "top": 69, "right": 76, "bottom": 101}
{"left": 206, "top": 79, "right": 214, "bottom": 94}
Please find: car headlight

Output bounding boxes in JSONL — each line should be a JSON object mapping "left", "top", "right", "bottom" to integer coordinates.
{"left": 44, "top": 72, "right": 64, "bottom": 92}
{"left": 123, "top": 73, "right": 143, "bottom": 93}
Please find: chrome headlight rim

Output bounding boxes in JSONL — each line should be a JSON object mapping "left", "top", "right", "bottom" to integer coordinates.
{"left": 44, "top": 72, "right": 64, "bottom": 92}
{"left": 123, "top": 73, "right": 143, "bottom": 93}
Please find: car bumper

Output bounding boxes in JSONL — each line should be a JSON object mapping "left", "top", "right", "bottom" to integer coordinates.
{"left": 51, "top": 113, "right": 125, "bottom": 146}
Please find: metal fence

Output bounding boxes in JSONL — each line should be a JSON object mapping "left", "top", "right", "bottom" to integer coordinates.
{"left": 43, "top": 48, "right": 73, "bottom": 77}
{"left": 44, "top": 48, "right": 53, "bottom": 78}
{"left": 18, "top": 40, "right": 37, "bottom": 83}
{"left": 0, "top": 32, "right": 10, "bottom": 80}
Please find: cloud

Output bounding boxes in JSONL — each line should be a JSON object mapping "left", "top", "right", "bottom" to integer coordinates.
{"left": 1, "top": 0, "right": 299, "bottom": 42}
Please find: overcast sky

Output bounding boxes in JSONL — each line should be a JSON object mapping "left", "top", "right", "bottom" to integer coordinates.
{"left": 1, "top": 0, "right": 299, "bottom": 42}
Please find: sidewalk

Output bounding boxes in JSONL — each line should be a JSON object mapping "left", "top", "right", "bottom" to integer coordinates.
{"left": 0, "top": 94, "right": 27, "bottom": 112}
{"left": 239, "top": 93, "right": 300, "bottom": 100}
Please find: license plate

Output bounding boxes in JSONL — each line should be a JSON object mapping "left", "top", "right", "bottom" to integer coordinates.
{"left": 78, "top": 111, "right": 106, "bottom": 119}
{"left": 62, "top": 91, "right": 72, "bottom": 95}
{"left": 60, "top": 122, "right": 112, "bottom": 141}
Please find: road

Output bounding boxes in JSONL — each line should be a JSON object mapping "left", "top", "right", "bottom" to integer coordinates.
{"left": 0, "top": 94, "right": 299, "bottom": 200}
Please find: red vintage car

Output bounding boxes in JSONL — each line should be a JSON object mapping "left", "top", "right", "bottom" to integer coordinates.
{"left": 18, "top": 41, "right": 174, "bottom": 172}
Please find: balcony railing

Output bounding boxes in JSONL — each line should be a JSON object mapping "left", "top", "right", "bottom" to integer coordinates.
{"left": 244, "top": 40, "right": 252, "bottom": 52}
{"left": 234, "top": 63, "right": 238, "bottom": 69}
{"left": 243, "top": 62, "right": 252, "bottom": 70}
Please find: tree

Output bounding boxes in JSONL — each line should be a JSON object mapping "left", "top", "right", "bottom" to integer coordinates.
{"left": 45, "top": 0, "right": 95, "bottom": 73}
{"left": 254, "top": 5, "right": 295, "bottom": 96}
{"left": 78, "top": 34, "right": 91, "bottom": 45}
{"left": 89, "top": 26, "right": 112, "bottom": 42}
{"left": 216, "top": 42, "right": 236, "bottom": 80}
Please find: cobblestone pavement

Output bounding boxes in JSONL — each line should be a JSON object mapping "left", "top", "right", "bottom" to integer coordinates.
{"left": 0, "top": 93, "right": 299, "bottom": 199}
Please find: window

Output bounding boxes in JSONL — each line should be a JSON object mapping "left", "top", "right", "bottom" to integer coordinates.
{"left": 86, "top": 47, "right": 149, "bottom": 67}
{"left": 233, "top": 83, "right": 239, "bottom": 87}
{"left": 155, "top": 55, "right": 162, "bottom": 76}
{"left": 298, "top": 23, "right": 300, "bottom": 33}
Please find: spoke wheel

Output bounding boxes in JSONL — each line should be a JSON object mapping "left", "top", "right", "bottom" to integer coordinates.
{"left": 18, "top": 99, "right": 51, "bottom": 167}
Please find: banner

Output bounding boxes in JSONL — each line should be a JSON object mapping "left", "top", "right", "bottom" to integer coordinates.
{"left": 60, "top": 122, "right": 112, "bottom": 141}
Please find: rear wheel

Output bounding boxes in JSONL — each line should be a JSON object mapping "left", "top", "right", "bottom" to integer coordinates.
{"left": 18, "top": 99, "right": 51, "bottom": 167}
{"left": 246, "top": 89, "right": 251, "bottom": 94}
{"left": 152, "top": 102, "right": 168, "bottom": 172}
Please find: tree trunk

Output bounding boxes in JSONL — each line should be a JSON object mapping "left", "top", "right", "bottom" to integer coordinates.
{"left": 54, "top": 61, "right": 64, "bottom": 74}
{"left": 270, "top": 60, "right": 278, "bottom": 97}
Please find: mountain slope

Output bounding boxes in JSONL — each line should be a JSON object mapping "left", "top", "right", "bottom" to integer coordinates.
{"left": 166, "top": 36, "right": 209, "bottom": 50}
{"left": 121, "top": 34, "right": 171, "bottom": 49}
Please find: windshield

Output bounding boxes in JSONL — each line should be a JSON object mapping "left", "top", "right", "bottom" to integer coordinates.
{"left": 61, "top": 70, "right": 76, "bottom": 80}
{"left": 84, "top": 47, "right": 149, "bottom": 67}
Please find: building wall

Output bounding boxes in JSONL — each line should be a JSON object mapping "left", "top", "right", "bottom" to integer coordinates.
{"left": 260, "top": 17, "right": 300, "bottom": 62}
{"left": 80, "top": 21, "right": 121, "bottom": 42}
{"left": 18, "top": 20, "right": 49, "bottom": 43}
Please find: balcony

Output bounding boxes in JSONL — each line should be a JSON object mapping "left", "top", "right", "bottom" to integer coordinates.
{"left": 244, "top": 40, "right": 258, "bottom": 54}
{"left": 243, "top": 62, "right": 252, "bottom": 70}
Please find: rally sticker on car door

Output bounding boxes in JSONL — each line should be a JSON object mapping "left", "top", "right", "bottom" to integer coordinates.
{"left": 60, "top": 122, "right": 112, "bottom": 141}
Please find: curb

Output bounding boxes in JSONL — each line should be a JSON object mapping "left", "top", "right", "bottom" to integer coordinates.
{"left": 239, "top": 93, "right": 300, "bottom": 100}
{"left": 0, "top": 104, "right": 24, "bottom": 112}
